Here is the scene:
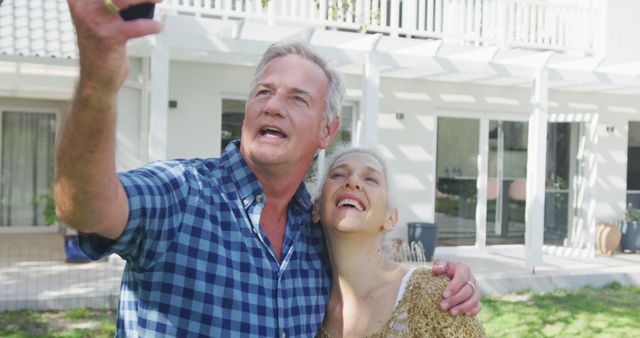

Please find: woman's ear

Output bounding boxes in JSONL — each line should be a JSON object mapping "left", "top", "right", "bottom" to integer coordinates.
{"left": 383, "top": 207, "right": 399, "bottom": 232}
{"left": 312, "top": 200, "right": 321, "bottom": 224}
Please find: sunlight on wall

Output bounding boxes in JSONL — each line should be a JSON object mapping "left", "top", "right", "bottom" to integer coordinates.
{"left": 484, "top": 96, "right": 521, "bottom": 106}
{"left": 607, "top": 106, "right": 638, "bottom": 114}
{"left": 378, "top": 114, "right": 405, "bottom": 130}
{"left": 392, "top": 91, "right": 432, "bottom": 101}
{"left": 397, "top": 145, "right": 433, "bottom": 161}
{"left": 415, "top": 115, "right": 436, "bottom": 131}
{"left": 567, "top": 102, "right": 598, "bottom": 110}
{"left": 395, "top": 174, "right": 427, "bottom": 191}
{"left": 439, "top": 93, "right": 477, "bottom": 103}
{"left": 376, "top": 144, "right": 396, "bottom": 160}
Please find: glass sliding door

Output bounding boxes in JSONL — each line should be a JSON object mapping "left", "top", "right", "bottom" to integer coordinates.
{"left": 544, "top": 122, "right": 581, "bottom": 246}
{"left": 435, "top": 117, "right": 479, "bottom": 246}
{"left": 486, "top": 120, "right": 529, "bottom": 245}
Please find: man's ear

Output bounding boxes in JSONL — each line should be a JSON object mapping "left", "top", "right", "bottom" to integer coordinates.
{"left": 383, "top": 207, "right": 398, "bottom": 232}
{"left": 312, "top": 200, "right": 321, "bottom": 224}
{"left": 319, "top": 116, "right": 341, "bottom": 149}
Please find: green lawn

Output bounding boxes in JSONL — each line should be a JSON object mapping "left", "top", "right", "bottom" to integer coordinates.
{"left": 0, "top": 308, "right": 115, "bottom": 338}
{"left": 0, "top": 283, "right": 638, "bottom": 337}
{"left": 479, "top": 282, "right": 640, "bottom": 337}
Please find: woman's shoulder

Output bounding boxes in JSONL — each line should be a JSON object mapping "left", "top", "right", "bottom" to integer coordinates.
{"left": 401, "top": 267, "right": 487, "bottom": 337}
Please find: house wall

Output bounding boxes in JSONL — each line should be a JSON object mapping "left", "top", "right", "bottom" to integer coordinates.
{"left": 116, "top": 57, "right": 146, "bottom": 172}
{"left": 166, "top": 61, "right": 254, "bottom": 159}
{"left": 161, "top": 61, "right": 639, "bottom": 246}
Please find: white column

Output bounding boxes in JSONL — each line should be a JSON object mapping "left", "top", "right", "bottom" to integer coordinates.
{"left": 147, "top": 39, "right": 170, "bottom": 162}
{"left": 524, "top": 66, "right": 548, "bottom": 269}
{"left": 358, "top": 52, "right": 380, "bottom": 148}
{"left": 476, "top": 117, "right": 489, "bottom": 248}
{"left": 584, "top": 114, "right": 599, "bottom": 257}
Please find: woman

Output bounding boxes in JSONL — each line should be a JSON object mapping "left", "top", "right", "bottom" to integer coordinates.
{"left": 313, "top": 147, "right": 486, "bottom": 337}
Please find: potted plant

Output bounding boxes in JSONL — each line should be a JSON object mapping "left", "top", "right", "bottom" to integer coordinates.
{"left": 39, "top": 191, "right": 91, "bottom": 263}
{"left": 621, "top": 204, "right": 640, "bottom": 253}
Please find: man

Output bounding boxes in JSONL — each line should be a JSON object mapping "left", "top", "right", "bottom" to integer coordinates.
{"left": 56, "top": 0, "right": 481, "bottom": 336}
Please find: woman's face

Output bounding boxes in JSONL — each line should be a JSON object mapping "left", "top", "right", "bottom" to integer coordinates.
{"left": 318, "top": 152, "right": 396, "bottom": 234}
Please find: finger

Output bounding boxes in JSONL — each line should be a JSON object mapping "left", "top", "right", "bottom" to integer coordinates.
{"left": 441, "top": 261, "right": 470, "bottom": 299}
{"left": 431, "top": 260, "right": 448, "bottom": 275}
{"left": 439, "top": 278, "right": 474, "bottom": 312}
{"left": 465, "top": 302, "right": 482, "bottom": 317}
{"left": 445, "top": 286, "right": 480, "bottom": 316}
{"left": 119, "top": 18, "right": 164, "bottom": 40}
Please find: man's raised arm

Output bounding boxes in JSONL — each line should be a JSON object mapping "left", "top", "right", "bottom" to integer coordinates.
{"left": 54, "top": 0, "right": 162, "bottom": 240}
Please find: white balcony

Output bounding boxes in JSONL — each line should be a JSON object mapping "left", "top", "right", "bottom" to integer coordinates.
{"left": 160, "top": 0, "right": 600, "bottom": 56}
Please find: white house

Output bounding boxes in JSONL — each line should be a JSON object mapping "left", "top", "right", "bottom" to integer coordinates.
{"left": 1, "top": 0, "right": 639, "bottom": 268}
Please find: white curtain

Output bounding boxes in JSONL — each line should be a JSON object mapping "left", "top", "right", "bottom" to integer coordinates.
{"left": 0, "top": 111, "right": 56, "bottom": 226}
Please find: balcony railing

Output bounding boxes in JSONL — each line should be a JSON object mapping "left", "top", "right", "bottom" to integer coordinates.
{"left": 161, "top": 0, "right": 599, "bottom": 55}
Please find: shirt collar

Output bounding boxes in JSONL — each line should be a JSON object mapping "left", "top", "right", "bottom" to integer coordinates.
{"left": 220, "top": 140, "right": 312, "bottom": 212}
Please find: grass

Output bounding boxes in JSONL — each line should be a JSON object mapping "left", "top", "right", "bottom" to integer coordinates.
{"left": 0, "top": 308, "right": 115, "bottom": 338}
{"left": 0, "top": 283, "right": 638, "bottom": 337}
{"left": 478, "top": 282, "right": 640, "bottom": 337}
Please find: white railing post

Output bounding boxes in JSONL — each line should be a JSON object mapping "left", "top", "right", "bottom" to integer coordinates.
{"left": 267, "top": 0, "right": 275, "bottom": 25}
{"left": 355, "top": 0, "right": 365, "bottom": 30}
{"left": 223, "top": 0, "right": 232, "bottom": 20}
{"left": 497, "top": 0, "right": 507, "bottom": 49}
{"left": 318, "top": 0, "right": 327, "bottom": 22}
{"left": 390, "top": 0, "right": 400, "bottom": 37}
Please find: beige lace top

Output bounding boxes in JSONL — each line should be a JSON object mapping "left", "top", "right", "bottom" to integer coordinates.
{"left": 317, "top": 268, "right": 486, "bottom": 338}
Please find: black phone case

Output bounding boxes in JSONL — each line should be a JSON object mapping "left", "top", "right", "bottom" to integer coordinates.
{"left": 120, "top": 3, "right": 155, "bottom": 21}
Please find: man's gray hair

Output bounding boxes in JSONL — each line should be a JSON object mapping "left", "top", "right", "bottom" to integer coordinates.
{"left": 250, "top": 40, "right": 345, "bottom": 122}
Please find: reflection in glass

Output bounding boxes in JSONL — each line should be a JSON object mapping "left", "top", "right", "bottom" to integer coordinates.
{"left": 435, "top": 117, "right": 479, "bottom": 246}
{"left": 627, "top": 122, "right": 640, "bottom": 208}
{"left": 486, "top": 121, "right": 528, "bottom": 245}
{"left": 544, "top": 123, "right": 576, "bottom": 246}
{"left": 221, "top": 99, "right": 245, "bottom": 152}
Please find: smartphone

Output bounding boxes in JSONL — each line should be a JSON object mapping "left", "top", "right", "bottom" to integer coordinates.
{"left": 120, "top": 3, "right": 155, "bottom": 21}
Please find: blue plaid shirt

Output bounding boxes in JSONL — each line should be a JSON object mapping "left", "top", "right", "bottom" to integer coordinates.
{"left": 80, "top": 141, "right": 331, "bottom": 337}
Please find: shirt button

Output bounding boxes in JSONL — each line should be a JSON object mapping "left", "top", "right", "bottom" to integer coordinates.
{"left": 256, "top": 194, "right": 264, "bottom": 203}
{"left": 243, "top": 198, "right": 249, "bottom": 206}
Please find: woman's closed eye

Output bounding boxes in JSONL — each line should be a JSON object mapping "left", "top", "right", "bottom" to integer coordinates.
{"left": 365, "top": 176, "right": 380, "bottom": 184}
{"left": 330, "top": 171, "right": 347, "bottom": 179}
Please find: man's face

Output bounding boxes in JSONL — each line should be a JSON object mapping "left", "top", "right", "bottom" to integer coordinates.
{"left": 240, "top": 54, "right": 338, "bottom": 173}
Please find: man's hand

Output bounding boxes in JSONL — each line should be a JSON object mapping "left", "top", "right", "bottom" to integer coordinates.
{"left": 431, "top": 260, "right": 481, "bottom": 316}
{"left": 67, "top": 0, "right": 163, "bottom": 94}
{"left": 55, "top": 1, "right": 162, "bottom": 238}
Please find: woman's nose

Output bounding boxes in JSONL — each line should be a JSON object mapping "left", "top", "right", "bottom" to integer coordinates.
{"left": 344, "top": 175, "right": 361, "bottom": 190}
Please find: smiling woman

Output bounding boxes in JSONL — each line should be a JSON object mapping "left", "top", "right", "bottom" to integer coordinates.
{"left": 312, "top": 146, "right": 486, "bottom": 337}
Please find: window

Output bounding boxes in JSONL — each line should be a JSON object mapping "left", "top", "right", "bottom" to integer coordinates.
{"left": 221, "top": 99, "right": 245, "bottom": 153}
{"left": 0, "top": 111, "right": 57, "bottom": 226}
{"left": 628, "top": 122, "right": 640, "bottom": 208}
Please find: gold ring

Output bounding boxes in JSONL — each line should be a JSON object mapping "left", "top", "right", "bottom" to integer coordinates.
{"left": 465, "top": 280, "right": 476, "bottom": 292}
{"left": 104, "top": 0, "right": 120, "bottom": 15}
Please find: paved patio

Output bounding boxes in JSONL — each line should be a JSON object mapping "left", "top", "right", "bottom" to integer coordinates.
{"left": 434, "top": 250, "right": 640, "bottom": 297}
{"left": 1, "top": 233, "right": 639, "bottom": 311}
